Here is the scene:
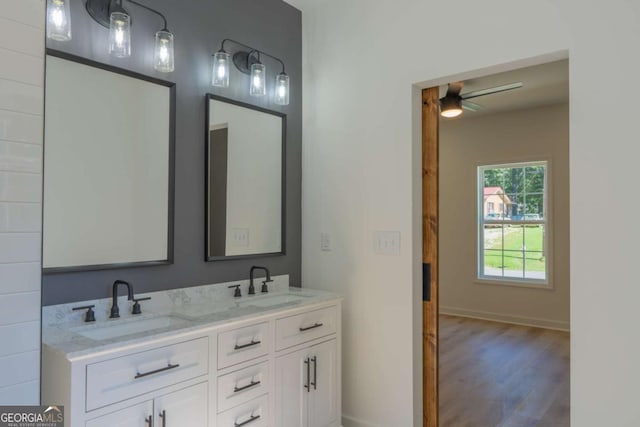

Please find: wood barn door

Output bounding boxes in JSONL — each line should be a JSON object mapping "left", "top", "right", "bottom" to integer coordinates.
{"left": 422, "top": 86, "right": 439, "bottom": 427}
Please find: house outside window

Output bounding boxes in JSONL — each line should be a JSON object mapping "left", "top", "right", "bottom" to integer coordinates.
{"left": 478, "top": 161, "right": 549, "bottom": 285}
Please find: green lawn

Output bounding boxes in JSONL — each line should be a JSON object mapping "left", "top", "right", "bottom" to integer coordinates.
{"left": 484, "top": 225, "right": 545, "bottom": 272}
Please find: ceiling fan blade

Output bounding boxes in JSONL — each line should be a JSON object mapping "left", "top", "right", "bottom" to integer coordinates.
{"left": 461, "top": 82, "right": 523, "bottom": 100}
{"left": 462, "top": 100, "right": 482, "bottom": 112}
{"left": 446, "top": 81, "right": 464, "bottom": 97}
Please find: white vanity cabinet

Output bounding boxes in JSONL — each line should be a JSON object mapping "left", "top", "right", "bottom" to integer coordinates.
{"left": 42, "top": 296, "right": 342, "bottom": 427}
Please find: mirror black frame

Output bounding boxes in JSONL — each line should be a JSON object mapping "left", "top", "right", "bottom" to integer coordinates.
{"left": 43, "top": 49, "right": 176, "bottom": 274}
{"left": 204, "top": 94, "right": 287, "bottom": 262}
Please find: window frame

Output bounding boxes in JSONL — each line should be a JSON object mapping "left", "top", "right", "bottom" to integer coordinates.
{"left": 476, "top": 160, "right": 552, "bottom": 289}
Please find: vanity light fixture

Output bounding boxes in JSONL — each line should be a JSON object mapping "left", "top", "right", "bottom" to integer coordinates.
{"left": 46, "top": 0, "right": 175, "bottom": 73}
{"left": 440, "top": 95, "right": 463, "bottom": 118}
{"left": 46, "top": 0, "right": 72, "bottom": 41}
{"left": 212, "top": 39, "right": 290, "bottom": 105}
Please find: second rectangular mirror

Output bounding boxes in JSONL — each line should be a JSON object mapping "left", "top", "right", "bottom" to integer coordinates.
{"left": 206, "top": 95, "right": 285, "bottom": 260}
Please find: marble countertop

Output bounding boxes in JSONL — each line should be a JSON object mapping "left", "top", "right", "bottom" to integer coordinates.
{"left": 43, "top": 286, "right": 341, "bottom": 359}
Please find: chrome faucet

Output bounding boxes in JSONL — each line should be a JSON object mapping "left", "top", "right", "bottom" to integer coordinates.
{"left": 249, "top": 266, "right": 273, "bottom": 294}
{"left": 110, "top": 280, "right": 134, "bottom": 318}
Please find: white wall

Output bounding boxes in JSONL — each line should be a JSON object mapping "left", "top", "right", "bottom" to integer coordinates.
{"left": 297, "top": 0, "right": 640, "bottom": 426}
{"left": 440, "top": 104, "right": 570, "bottom": 330}
{"left": 0, "top": 0, "right": 44, "bottom": 405}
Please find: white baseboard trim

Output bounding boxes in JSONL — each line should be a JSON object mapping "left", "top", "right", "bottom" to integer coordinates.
{"left": 439, "top": 306, "right": 570, "bottom": 331}
{"left": 342, "top": 414, "right": 378, "bottom": 427}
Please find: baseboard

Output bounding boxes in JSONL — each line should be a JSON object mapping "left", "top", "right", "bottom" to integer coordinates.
{"left": 439, "top": 306, "right": 570, "bottom": 331}
{"left": 342, "top": 414, "right": 378, "bottom": 427}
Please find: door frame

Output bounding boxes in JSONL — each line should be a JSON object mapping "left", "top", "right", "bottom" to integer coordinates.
{"left": 417, "top": 49, "right": 570, "bottom": 426}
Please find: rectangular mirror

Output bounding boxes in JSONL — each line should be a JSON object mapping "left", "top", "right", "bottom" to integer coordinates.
{"left": 206, "top": 95, "right": 285, "bottom": 260}
{"left": 43, "top": 51, "right": 175, "bottom": 272}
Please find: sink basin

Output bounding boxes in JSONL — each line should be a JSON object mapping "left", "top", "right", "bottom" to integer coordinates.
{"left": 71, "top": 315, "right": 189, "bottom": 341}
{"left": 238, "top": 293, "right": 310, "bottom": 308}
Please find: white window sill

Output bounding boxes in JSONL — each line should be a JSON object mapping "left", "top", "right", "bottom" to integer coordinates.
{"left": 475, "top": 277, "right": 553, "bottom": 290}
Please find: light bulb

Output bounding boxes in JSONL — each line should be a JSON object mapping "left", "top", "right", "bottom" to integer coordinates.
{"left": 250, "top": 62, "right": 266, "bottom": 97}
{"left": 154, "top": 30, "right": 174, "bottom": 73}
{"left": 109, "top": 11, "right": 131, "bottom": 58}
{"left": 274, "top": 73, "right": 290, "bottom": 105}
{"left": 46, "top": 0, "right": 71, "bottom": 41}
{"left": 212, "top": 51, "right": 230, "bottom": 87}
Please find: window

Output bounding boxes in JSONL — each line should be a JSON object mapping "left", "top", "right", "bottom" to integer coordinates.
{"left": 478, "top": 161, "right": 548, "bottom": 285}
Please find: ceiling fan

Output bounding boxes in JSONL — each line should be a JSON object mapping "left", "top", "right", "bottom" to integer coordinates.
{"left": 440, "top": 81, "right": 523, "bottom": 118}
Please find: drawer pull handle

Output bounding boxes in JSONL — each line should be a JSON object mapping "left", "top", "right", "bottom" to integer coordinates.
{"left": 304, "top": 357, "right": 310, "bottom": 392}
{"left": 159, "top": 410, "right": 166, "bottom": 427}
{"left": 134, "top": 363, "right": 180, "bottom": 379}
{"left": 146, "top": 415, "right": 153, "bottom": 427}
{"left": 234, "top": 380, "right": 262, "bottom": 393}
{"left": 299, "top": 322, "right": 323, "bottom": 332}
{"left": 234, "top": 339, "right": 261, "bottom": 350}
{"left": 311, "top": 356, "right": 317, "bottom": 390}
{"left": 235, "top": 414, "right": 261, "bottom": 427}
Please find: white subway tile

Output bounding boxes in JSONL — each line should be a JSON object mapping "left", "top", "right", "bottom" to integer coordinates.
{"left": 0, "top": 202, "right": 41, "bottom": 232}
{"left": 0, "top": 49, "right": 44, "bottom": 87}
{"left": 0, "top": 0, "right": 45, "bottom": 29}
{"left": 0, "top": 380, "right": 39, "bottom": 405}
{"left": 0, "top": 292, "right": 40, "bottom": 325}
{"left": 0, "top": 262, "right": 40, "bottom": 294}
{"left": 0, "top": 141, "right": 42, "bottom": 173}
{"left": 0, "top": 17, "right": 44, "bottom": 57}
{"left": 0, "top": 79, "right": 43, "bottom": 115}
{"left": 0, "top": 351, "right": 40, "bottom": 388}
{"left": 0, "top": 321, "right": 39, "bottom": 357}
{"left": 0, "top": 233, "right": 40, "bottom": 263}
{"left": 0, "top": 109, "right": 43, "bottom": 144}
{"left": 0, "top": 172, "right": 42, "bottom": 202}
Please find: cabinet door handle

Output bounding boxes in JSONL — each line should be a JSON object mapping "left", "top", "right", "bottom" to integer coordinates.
{"left": 299, "top": 322, "right": 323, "bottom": 332}
{"left": 311, "top": 356, "right": 317, "bottom": 390}
{"left": 234, "top": 380, "right": 261, "bottom": 393}
{"left": 145, "top": 415, "right": 153, "bottom": 427}
{"left": 234, "top": 339, "right": 261, "bottom": 350}
{"left": 234, "top": 414, "right": 261, "bottom": 427}
{"left": 135, "top": 363, "right": 180, "bottom": 379}
{"left": 304, "top": 357, "right": 310, "bottom": 392}
{"left": 159, "top": 410, "right": 166, "bottom": 427}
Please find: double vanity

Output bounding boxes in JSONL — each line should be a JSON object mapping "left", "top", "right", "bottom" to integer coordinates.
{"left": 42, "top": 278, "right": 341, "bottom": 427}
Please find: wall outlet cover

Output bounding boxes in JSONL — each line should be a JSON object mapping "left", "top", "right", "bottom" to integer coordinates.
{"left": 374, "top": 231, "right": 401, "bottom": 256}
{"left": 232, "top": 228, "right": 250, "bottom": 247}
{"left": 321, "top": 232, "right": 331, "bottom": 251}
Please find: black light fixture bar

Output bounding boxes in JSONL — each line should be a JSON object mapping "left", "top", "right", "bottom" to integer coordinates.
{"left": 85, "top": 0, "right": 168, "bottom": 29}
{"left": 220, "top": 38, "right": 286, "bottom": 75}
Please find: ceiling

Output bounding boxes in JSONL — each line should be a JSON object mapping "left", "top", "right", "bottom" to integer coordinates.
{"left": 439, "top": 59, "right": 569, "bottom": 119}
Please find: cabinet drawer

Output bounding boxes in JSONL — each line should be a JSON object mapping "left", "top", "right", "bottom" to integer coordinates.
{"left": 86, "top": 401, "right": 152, "bottom": 427}
{"left": 218, "top": 322, "right": 270, "bottom": 369}
{"left": 217, "top": 361, "right": 270, "bottom": 413}
{"left": 86, "top": 337, "right": 209, "bottom": 411}
{"left": 217, "top": 394, "right": 269, "bottom": 427}
{"left": 276, "top": 306, "right": 337, "bottom": 350}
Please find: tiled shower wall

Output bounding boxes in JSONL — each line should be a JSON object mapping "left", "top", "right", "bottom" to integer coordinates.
{"left": 0, "top": 0, "right": 44, "bottom": 404}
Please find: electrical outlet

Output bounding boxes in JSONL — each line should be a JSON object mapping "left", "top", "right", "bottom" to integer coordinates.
{"left": 321, "top": 232, "right": 331, "bottom": 251}
{"left": 374, "top": 231, "right": 401, "bottom": 255}
{"left": 232, "top": 228, "right": 249, "bottom": 247}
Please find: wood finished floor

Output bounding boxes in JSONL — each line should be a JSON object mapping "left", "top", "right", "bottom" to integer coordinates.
{"left": 439, "top": 315, "right": 570, "bottom": 427}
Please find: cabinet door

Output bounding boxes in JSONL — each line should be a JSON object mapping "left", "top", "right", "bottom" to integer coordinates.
{"left": 86, "top": 401, "right": 153, "bottom": 427}
{"left": 275, "top": 347, "right": 310, "bottom": 427}
{"left": 308, "top": 339, "right": 338, "bottom": 427}
{"left": 154, "top": 382, "right": 208, "bottom": 427}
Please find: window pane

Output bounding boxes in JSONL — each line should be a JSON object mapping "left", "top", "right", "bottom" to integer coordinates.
{"left": 503, "top": 167, "right": 524, "bottom": 194}
{"left": 524, "top": 194, "right": 544, "bottom": 220}
{"left": 525, "top": 166, "right": 545, "bottom": 193}
{"left": 483, "top": 249, "right": 504, "bottom": 278}
{"left": 524, "top": 225, "right": 546, "bottom": 280}
{"left": 484, "top": 224, "right": 503, "bottom": 250}
{"left": 525, "top": 253, "right": 546, "bottom": 280}
{"left": 501, "top": 225, "right": 525, "bottom": 278}
{"left": 507, "top": 193, "right": 525, "bottom": 219}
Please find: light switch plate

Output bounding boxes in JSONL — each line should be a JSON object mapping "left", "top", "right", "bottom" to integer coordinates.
{"left": 374, "top": 231, "right": 401, "bottom": 255}
{"left": 321, "top": 232, "right": 331, "bottom": 251}
{"left": 232, "top": 228, "right": 249, "bottom": 247}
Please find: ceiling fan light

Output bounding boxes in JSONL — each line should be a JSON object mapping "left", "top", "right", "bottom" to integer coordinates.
{"left": 440, "top": 96, "right": 463, "bottom": 118}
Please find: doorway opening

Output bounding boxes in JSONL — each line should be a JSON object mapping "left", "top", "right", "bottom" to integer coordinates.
{"left": 421, "top": 55, "right": 570, "bottom": 427}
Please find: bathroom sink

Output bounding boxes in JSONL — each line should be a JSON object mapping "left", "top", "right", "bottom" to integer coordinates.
{"left": 238, "top": 293, "right": 310, "bottom": 308}
{"left": 71, "top": 315, "right": 190, "bottom": 341}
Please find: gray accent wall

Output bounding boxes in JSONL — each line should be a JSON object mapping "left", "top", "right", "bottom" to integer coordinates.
{"left": 43, "top": 0, "right": 301, "bottom": 305}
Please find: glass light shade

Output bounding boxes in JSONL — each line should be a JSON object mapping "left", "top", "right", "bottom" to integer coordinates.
{"left": 249, "top": 62, "right": 266, "bottom": 97}
{"left": 274, "top": 73, "right": 290, "bottom": 105}
{"left": 46, "top": 0, "right": 71, "bottom": 41}
{"left": 212, "top": 51, "right": 230, "bottom": 87}
{"left": 109, "top": 12, "right": 131, "bottom": 58}
{"left": 154, "top": 30, "right": 174, "bottom": 73}
{"left": 440, "top": 96, "right": 463, "bottom": 118}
